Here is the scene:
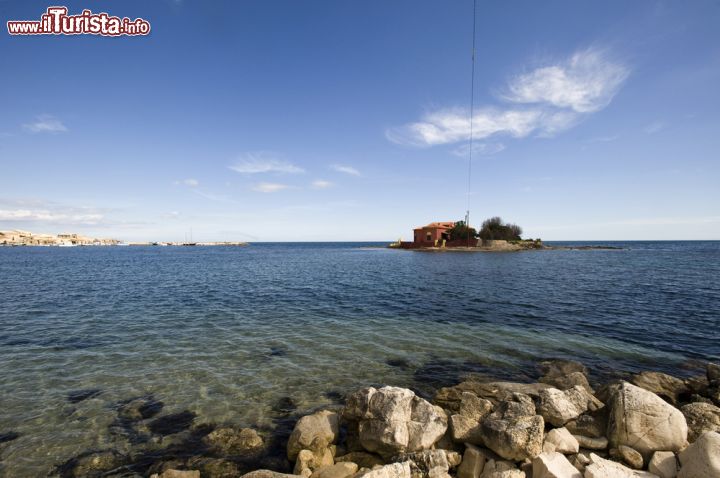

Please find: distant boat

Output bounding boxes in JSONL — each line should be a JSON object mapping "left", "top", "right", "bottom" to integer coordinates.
{"left": 58, "top": 242, "right": 76, "bottom": 247}
{"left": 116, "top": 242, "right": 130, "bottom": 247}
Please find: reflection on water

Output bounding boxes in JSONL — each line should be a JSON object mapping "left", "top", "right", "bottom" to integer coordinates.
{"left": 0, "top": 242, "right": 718, "bottom": 476}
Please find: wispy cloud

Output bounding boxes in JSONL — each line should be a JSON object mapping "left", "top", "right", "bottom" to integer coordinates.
{"left": 229, "top": 152, "right": 303, "bottom": 174}
{"left": 644, "top": 121, "right": 665, "bottom": 134}
{"left": 330, "top": 164, "right": 361, "bottom": 176}
{"left": 174, "top": 178, "right": 199, "bottom": 187}
{"left": 0, "top": 199, "right": 104, "bottom": 225}
{"left": 311, "top": 179, "right": 333, "bottom": 189}
{"left": 387, "top": 108, "right": 575, "bottom": 146}
{"left": 504, "top": 48, "right": 629, "bottom": 113}
{"left": 252, "top": 182, "right": 289, "bottom": 193}
{"left": 22, "top": 114, "right": 68, "bottom": 134}
{"left": 388, "top": 48, "right": 628, "bottom": 148}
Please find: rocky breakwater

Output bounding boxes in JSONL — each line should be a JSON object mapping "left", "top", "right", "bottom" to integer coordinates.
{"left": 53, "top": 360, "right": 720, "bottom": 478}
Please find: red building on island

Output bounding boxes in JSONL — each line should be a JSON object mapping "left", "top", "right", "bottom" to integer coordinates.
{"left": 413, "top": 221, "right": 455, "bottom": 245}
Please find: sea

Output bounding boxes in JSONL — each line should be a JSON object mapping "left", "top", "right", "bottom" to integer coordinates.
{"left": 0, "top": 242, "right": 718, "bottom": 476}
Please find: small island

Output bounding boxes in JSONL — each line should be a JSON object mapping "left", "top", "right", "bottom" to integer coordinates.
{"left": 389, "top": 217, "right": 621, "bottom": 252}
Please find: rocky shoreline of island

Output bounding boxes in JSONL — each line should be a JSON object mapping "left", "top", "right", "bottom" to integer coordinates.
{"left": 5, "top": 359, "right": 716, "bottom": 478}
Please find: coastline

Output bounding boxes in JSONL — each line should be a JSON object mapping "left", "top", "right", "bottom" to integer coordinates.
{"left": 4, "top": 359, "right": 716, "bottom": 477}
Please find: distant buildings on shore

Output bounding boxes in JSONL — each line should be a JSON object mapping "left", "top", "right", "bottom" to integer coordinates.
{"left": 0, "top": 230, "right": 119, "bottom": 246}
{"left": 0, "top": 229, "right": 248, "bottom": 247}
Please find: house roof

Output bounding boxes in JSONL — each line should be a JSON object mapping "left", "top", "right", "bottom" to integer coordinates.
{"left": 413, "top": 221, "right": 455, "bottom": 231}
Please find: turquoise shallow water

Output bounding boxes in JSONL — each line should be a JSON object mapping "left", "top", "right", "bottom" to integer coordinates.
{"left": 0, "top": 242, "right": 718, "bottom": 476}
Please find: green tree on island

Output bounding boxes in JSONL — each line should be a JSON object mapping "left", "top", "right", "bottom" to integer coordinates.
{"left": 478, "top": 216, "right": 523, "bottom": 241}
{"left": 447, "top": 221, "right": 478, "bottom": 241}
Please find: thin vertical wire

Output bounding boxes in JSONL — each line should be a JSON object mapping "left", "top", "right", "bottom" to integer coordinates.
{"left": 467, "top": 0, "right": 477, "bottom": 247}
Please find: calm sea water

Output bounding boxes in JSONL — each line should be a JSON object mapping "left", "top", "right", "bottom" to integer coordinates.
{"left": 1, "top": 242, "right": 719, "bottom": 476}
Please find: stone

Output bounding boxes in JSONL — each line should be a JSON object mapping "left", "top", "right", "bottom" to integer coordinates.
{"left": 648, "top": 451, "right": 678, "bottom": 478}
{"left": 494, "top": 393, "right": 536, "bottom": 419}
{"left": 117, "top": 395, "right": 164, "bottom": 421}
{"left": 608, "top": 382, "right": 688, "bottom": 460}
{"left": 450, "top": 414, "right": 483, "bottom": 444}
{"left": 58, "top": 450, "right": 126, "bottom": 477}
{"left": 294, "top": 440, "right": 335, "bottom": 476}
{"left": 288, "top": 410, "right": 340, "bottom": 460}
{"left": 572, "top": 435, "right": 607, "bottom": 450}
{"left": 203, "top": 426, "right": 264, "bottom": 455}
{"left": 538, "top": 386, "right": 603, "bottom": 427}
{"left": 538, "top": 360, "right": 594, "bottom": 393}
{"left": 478, "top": 459, "right": 525, "bottom": 478}
{"left": 150, "top": 471, "right": 200, "bottom": 478}
{"left": 434, "top": 381, "right": 552, "bottom": 411}
{"left": 457, "top": 444, "right": 486, "bottom": 478}
{"left": 677, "top": 431, "right": 720, "bottom": 478}
{"left": 680, "top": 402, "right": 720, "bottom": 441}
{"left": 584, "top": 453, "right": 659, "bottom": 478}
{"left": 631, "top": 372, "right": 690, "bottom": 406}
{"left": 531, "top": 451, "right": 582, "bottom": 478}
{"left": 393, "top": 449, "right": 457, "bottom": 478}
{"left": 334, "top": 451, "right": 384, "bottom": 469}
{"left": 618, "top": 445, "right": 643, "bottom": 469}
{"left": 707, "top": 363, "right": 720, "bottom": 383}
{"left": 310, "top": 462, "right": 358, "bottom": 478}
{"left": 185, "top": 457, "right": 240, "bottom": 478}
{"left": 458, "top": 392, "right": 494, "bottom": 422}
{"left": 564, "top": 411, "right": 607, "bottom": 439}
{"left": 543, "top": 427, "right": 579, "bottom": 454}
{"left": 357, "top": 462, "right": 412, "bottom": 478}
{"left": 567, "top": 452, "right": 591, "bottom": 473}
{"left": 479, "top": 414, "right": 544, "bottom": 461}
{"left": 344, "top": 387, "right": 447, "bottom": 458}
{"left": 241, "top": 471, "right": 306, "bottom": 478}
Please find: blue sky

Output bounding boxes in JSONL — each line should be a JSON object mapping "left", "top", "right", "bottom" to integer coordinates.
{"left": 1, "top": 0, "right": 719, "bottom": 241}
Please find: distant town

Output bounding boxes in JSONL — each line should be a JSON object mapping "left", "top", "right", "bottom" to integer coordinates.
{"left": 0, "top": 230, "right": 247, "bottom": 247}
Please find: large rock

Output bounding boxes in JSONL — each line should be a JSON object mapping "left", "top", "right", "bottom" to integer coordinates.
{"left": 584, "top": 453, "right": 660, "bottom": 478}
{"left": 543, "top": 427, "right": 579, "bottom": 454}
{"left": 357, "top": 462, "right": 413, "bottom": 478}
{"left": 680, "top": 402, "right": 720, "bottom": 441}
{"left": 344, "top": 387, "right": 447, "bottom": 458}
{"left": 538, "top": 359, "right": 593, "bottom": 394}
{"left": 288, "top": 410, "right": 340, "bottom": 460}
{"left": 677, "top": 431, "right": 720, "bottom": 478}
{"left": 294, "top": 439, "right": 335, "bottom": 477}
{"left": 564, "top": 410, "right": 607, "bottom": 439}
{"left": 480, "top": 414, "right": 544, "bottom": 461}
{"left": 150, "top": 471, "right": 200, "bottom": 478}
{"left": 572, "top": 435, "right": 607, "bottom": 450}
{"left": 450, "top": 393, "right": 493, "bottom": 444}
{"left": 538, "top": 386, "right": 603, "bottom": 427}
{"left": 334, "top": 451, "right": 384, "bottom": 469}
{"left": 203, "top": 427, "right": 264, "bottom": 455}
{"left": 648, "top": 451, "right": 678, "bottom": 478}
{"left": 457, "top": 444, "right": 488, "bottom": 478}
{"left": 310, "top": 462, "right": 358, "bottom": 478}
{"left": 531, "top": 451, "right": 581, "bottom": 478}
{"left": 631, "top": 372, "right": 689, "bottom": 406}
{"left": 608, "top": 382, "right": 688, "bottom": 460}
{"left": 241, "top": 471, "right": 306, "bottom": 478}
{"left": 392, "top": 449, "right": 460, "bottom": 478}
{"left": 478, "top": 459, "right": 525, "bottom": 478}
{"left": 434, "top": 381, "right": 552, "bottom": 411}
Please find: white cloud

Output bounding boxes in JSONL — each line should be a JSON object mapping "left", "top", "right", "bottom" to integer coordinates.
{"left": 388, "top": 48, "right": 628, "bottom": 148}
{"left": 330, "top": 164, "right": 361, "bottom": 176}
{"left": 451, "top": 142, "right": 506, "bottom": 157}
{"left": 252, "top": 182, "right": 289, "bottom": 193}
{"left": 0, "top": 209, "right": 103, "bottom": 224}
{"left": 504, "top": 48, "right": 629, "bottom": 113}
{"left": 22, "top": 115, "right": 68, "bottom": 133}
{"left": 229, "top": 152, "right": 303, "bottom": 174}
{"left": 387, "top": 108, "right": 577, "bottom": 146}
{"left": 644, "top": 121, "right": 665, "bottom": 134}
{"left": 311, "top": 179, "right": 333, "bottom": 189}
